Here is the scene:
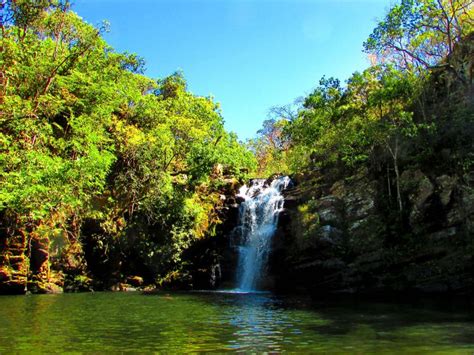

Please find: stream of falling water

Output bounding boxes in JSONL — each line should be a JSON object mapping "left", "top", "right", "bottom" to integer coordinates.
{"left": 234, "top": 176, "right": 291, "bottom": 291}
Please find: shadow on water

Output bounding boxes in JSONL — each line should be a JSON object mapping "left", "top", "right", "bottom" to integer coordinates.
{"left": 0, "top": 291, "right": 474, "bottom": 352}
{"left": 190, "top": 290, "right": 474, "bottom": 352}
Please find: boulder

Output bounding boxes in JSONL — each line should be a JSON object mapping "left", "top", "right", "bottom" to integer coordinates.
{"left": 401, "top": 170, "right": 434, "bottom": 226}
{"left": 316, "top": 196, "right": 343, "bottom": 226}
{"left": 446, "top": 186, "right": 474, "bottom": 226}
{"left": 412, "top": 173, "right": 434, "bottom": 209}
{"left": 436, "top": 175, "right": 457, "bottom": 207}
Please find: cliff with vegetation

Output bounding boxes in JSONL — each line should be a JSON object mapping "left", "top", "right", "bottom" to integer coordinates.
{"left": 257, "top": 0, "right": 474, "bottom": 295}
{"left": 0, "top": 1, "right": 255, "bottom": 294}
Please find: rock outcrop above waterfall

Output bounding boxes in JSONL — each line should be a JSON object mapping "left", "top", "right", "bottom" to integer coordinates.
{"left": 271, "top": 168, "right": 474, "bottom": 296}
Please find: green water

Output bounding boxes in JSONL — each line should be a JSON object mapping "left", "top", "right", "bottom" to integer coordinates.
{"left": 0, "top": 291, "right": 473, "bottom": 353}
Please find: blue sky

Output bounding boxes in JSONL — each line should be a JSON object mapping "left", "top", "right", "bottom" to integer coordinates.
{"left": 73, "top": 0, "right": 394, "bottom": 140}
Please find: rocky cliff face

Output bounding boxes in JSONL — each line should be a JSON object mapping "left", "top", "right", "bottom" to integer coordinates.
{"left": 0, "top": 223, "right": 91, "bottom": 294}
{"left": 270, "top": 168, "right": 474, "bottom": 296}
{"left": 180, "top": 179, "right": 243, "bottom": 290}
{"left": 0, "top": 230, "right": 28, "bottom": 294}
{"left": 0, "top": 177, "right": 243, "bottom": 294}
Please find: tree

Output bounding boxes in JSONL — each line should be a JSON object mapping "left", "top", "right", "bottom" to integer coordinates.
{"left": 248, "top": 118, "right": 291, "bottom": 176}
{"left": 364, "top": 66, "right": 429, "bottom": 213}
{"left": 364, "top": 0, "right": 473, "bottom": 81}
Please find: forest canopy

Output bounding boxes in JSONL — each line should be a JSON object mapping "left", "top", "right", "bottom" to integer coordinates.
{"left": 250, "top": 0, "right": 473, "bottom": 188}
{"left": 0, "top": 0, "right": 256, "bottom": 290}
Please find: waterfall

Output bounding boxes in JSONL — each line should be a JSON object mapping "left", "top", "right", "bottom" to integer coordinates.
{"left": 234, "top": 176, "right": 291, "bottom": 291}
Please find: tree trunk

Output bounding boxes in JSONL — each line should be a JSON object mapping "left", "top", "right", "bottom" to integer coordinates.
{"left": 394, "top": 155, "right": 403, "bottom": 213}
{"left": 387, "top": 137, "right": 403, "bottom": 213}
{"left": 387, "top": 164, "right": 392, "bottom": 199}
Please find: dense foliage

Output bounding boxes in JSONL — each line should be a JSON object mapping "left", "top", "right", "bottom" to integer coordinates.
{"left": 252, "top": 0, "right": 473, "bottom": 198}
{"left": 0, "top": 0, "right": 255, "bottom": 290}
{"left": 255, "top": 0, "right": 474, "bottom": 297}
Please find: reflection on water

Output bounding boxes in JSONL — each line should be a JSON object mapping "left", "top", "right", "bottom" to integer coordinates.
{"left": 0, "top": 291, "right": 473, "bottom": 352}
{"left": 225, "top": 295, "right": 289, "bottom": 351}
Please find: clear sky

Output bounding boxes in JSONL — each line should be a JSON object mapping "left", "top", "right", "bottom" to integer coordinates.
{"left": 73, "top": 0, "right": 394, "bottom": 140}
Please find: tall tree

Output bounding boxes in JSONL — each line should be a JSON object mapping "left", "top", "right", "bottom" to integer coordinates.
{"left": 364, "top": 0, "right": 473, "bottom": 81}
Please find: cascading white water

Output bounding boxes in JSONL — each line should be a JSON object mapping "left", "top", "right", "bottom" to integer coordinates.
{"left": 234, "top": 176, "right": 291, "bottom": 291}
